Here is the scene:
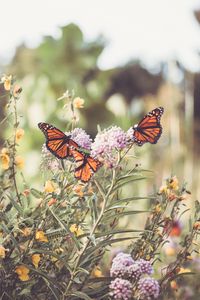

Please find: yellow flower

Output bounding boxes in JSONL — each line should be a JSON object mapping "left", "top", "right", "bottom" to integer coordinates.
{"left": 73, "top": 97, "right": 84, "bottom": 109}
{"left": 16, "top": 128, "right": 24, "bottom": 142}
{"left": 21, "top": 227, "right": 31, "bottom": 237}
{"left": 159, "top": 185, "right": 168, "bottom": 194}
{"left": 35, "top": 230, "right": 48, "bottom": 243}
{"left": 0, "top": 245, "right": 6, "bottom": 258}
{"left": 0, "top": 148, "right": 10, "bottom": 170}
{"left": 178, "top": 267, "right": 191, "bottom": 274}
{"left": 154, "top": 204, "right": 161, "bottom": 213}
{"left": 73, "top": 184, "right": 84, "bottom": 197}
{"left": 165, "top": 246, "right": 176, "bottom": 256}
{"left": 70, "top": 224, "right": 83, "bottom": 237}
{"left": 32, "top": 254, "right": 41, "bottom": 268}
{"left": 15, "top": 156, "right": 24, "bottom": 169}
{"left": 168, "top": 176, "right": 179, "bottom": 190}
{"left": 92, "top": 266, "right": 103, "bottom": 277}
{"left": 1, "top": 74, "right": 12, "bottom": 91}
{"left": 44, "top": 180, "right": 55, "bottom": 193}
{"left": 170, "top": 280, "right": 178, "bottom": 290}
{"left": 15, "top": 265, "right": 30, "bottom": 281}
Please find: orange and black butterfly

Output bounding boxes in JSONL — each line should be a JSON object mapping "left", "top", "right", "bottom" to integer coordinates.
{"left": 72, "top": 149, "right": 102, "bottom": 183}
{"left": 132, "top": 107, "right": 164, "bottom": 146}
{"left": 38, "top": 122, "right": 78, "bottom": 159}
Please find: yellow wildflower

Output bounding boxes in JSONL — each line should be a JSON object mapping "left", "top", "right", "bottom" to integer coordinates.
{"left": 44, "top": 180, "right": 55, "bottom": 193}
{"left": 168, "top": 176, "right": 179, "bottom": 190}
{"left": 15, "top": 265, "right": 30, "bottom": 281}
{"left": 170, "top": 280, "right": 178, "bottom": 290}
{"left": 0, "top": 245, "right": 6, "bottom": 258}
{"left": 16, "top": 128, "right": 24, "bottom": 142}
{"left": 15, "top": 156, "right": 24, "bottom": 169}
{"left": 0, "top": 148, "right": 10, "bottom": 170}
{"left": 21, "top": 227, "right": 31, "bottom": 237}
{"left": 154, "top": 204, "right": 161, "bottom": 213}
{"left": 35, "top": 230, "right": 48, "bottom": 243}
{"left": 178, "top": 267, "right": 191, "bottom": 274}
{"left": 92, "top": 266, "right": 103, "bottom": 277}
{"left": 165, "top": 246, "right": 176, "bottom": 256}
{"left": 158, "top": 185, "right": 168, "bottom": 194}
{"left": 1, "top": 74, "right": 12, "bottom": 91}
{"left": 70, "top": 224, "right": 83, "bottom": 237}
{"left": 73, "top": 97, "right": 84, "bottom": 109}
{"left": 32, "top": 254, "right": 41, "bottom": 268}
{"left": 73, "top": 184, "right": 84, "bottom": 197}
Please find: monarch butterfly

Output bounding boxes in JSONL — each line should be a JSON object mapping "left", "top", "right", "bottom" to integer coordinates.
{"left": 72, "top": 149, "right": 102, "bottom": 183}
{"left": 38, "top": 122, "right": 78, "bottom": 159}
{"left": 132, "top": 107, "right": 164, "bottom": 146}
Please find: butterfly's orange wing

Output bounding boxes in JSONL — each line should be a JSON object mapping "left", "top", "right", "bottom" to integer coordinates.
{"left": 38, "top": 122, "right": 78, "bottom": 159}
{"left": 73, "top": 150, "right": 102, "bottom": 183}
{"left": 132, "top": 107, "right": 164, "bottom": 146}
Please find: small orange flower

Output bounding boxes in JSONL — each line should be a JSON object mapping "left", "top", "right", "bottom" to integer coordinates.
{"left": 15, "top": 265, "right": 30, "bottom": 281}
{"left": 70, "top": 224, "right": 83, "bottom": 237}
{"left": 32, "top": 254, "right": 41, "bottom": 268}
{"left": 1, "top": 74, "right": 12, "bottom": 91}
{"left": 168, "top": 192, "right": 177, "bottom": 202}
{"left": 48, "top": 198, "right": 57, "bottom": 206}
{"left": 0, "top": 152, "right": 10, "bottom": 170}
{"left": 159, "top": 185, "right": 168, "bottom": 194}
{"left": 0, "top": 245, "right": 6, "bottom": 258}
{"left": 165, "top": 246, "right": 176, "bottom": 256}
{"left": 73, "top": 97, "right": 84, "bottom": 109}
{"left": 170, "top": 280, "right": 178, "bottom": 290}
{"left": 35, "top": 230, "right": 48, "bottom": 243}
{"left": 44, "top": 180, "right": 55, "bottom": 193}
{"left": 15, "top": 156, "right": 24, "bottom": 169}
{"left": 73, "top": 184, "right": 84, "bottom": 197}
{"left": 16, "top": 128, "right": 24, "bottom": 142}
{"left": 13, "top": 84, "right": 22, "bottom": 98}
{"left": 23, "top": 189, "right": 30, "bottom": 197}
{"left": 193, "top": 221, "right": 200, "bottom": 230}
{"left": 21, "top": 227, "right": 31, "bottom": 237}
{"left": 92, "top": 266, "right": 103, "bottom": 277}
{"left": 178, "top": 267, "right": 191, "bottom": 274}
{"left": 169, "top": 221, "right": 182, "bottom": 237}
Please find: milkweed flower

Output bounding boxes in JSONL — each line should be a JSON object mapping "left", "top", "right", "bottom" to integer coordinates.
{"left": 91, "top": 126, "right": 127, "bottom": 166}
{"left": 138, "top": 277, "right": 160, "bottom": 299}
{"left": 110, "top": 252, "right": 135, "bottom": 278}
{"left": 70, "top": 128, "right": 92, "bottom": 150}
{"left": 109, "top": 278, "right": 132, "bottom": 300}
{"left": 41, "top": 144, "right": 60, "bottom": 171}
{"left": 15, "top": 265, "right": 30, "bottom": 281}
{"left": 137, "top": 259, "right": 153, "bottom": 275}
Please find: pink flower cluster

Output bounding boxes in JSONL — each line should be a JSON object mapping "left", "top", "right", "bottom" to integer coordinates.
{"left": 109, "top": 252, "right": 159, "bottom": 300}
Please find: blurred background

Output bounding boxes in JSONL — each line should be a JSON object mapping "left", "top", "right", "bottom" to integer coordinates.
{"left": 0, "top": 0, "right": 200, "bottom": 199}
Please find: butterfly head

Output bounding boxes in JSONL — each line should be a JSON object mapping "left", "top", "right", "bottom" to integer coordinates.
{"left": 133, "top": 124, "right": 138, "bottom": 130}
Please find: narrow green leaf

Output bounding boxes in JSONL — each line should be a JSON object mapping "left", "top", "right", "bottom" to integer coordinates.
{"left": 30, "top": 188, "right": 43, "bottom": 198}
{"left": 113, "top": 177, "right": 147, "bottom": 191}
{"left": 6, "top": 194, "right": 23, "bottom": 216}
{"left": 104, "top": 210, "right": 149, "bottom": 220}
{"left": 70, "top": 291, "right": 93, "bottom": 300}
{"left": 107, "top": 196, "right": 155, "bottom": 208}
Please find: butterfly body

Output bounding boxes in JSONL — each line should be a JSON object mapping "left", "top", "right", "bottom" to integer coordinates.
{"left": 132, "top": 107, "right": 164, "bottom": 146}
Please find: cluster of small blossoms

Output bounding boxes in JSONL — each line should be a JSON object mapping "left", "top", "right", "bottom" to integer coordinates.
{"left": 70, "top": 128, "right": 92, "bottom": 150}
{"left": 41, "top": 144, "right": 61, "bottom": 171}
{"left": 91, "top": 126, "right": 128, "bottom": 167}
{"left": 109, "top": 252, "right": 159, "bottom": 300}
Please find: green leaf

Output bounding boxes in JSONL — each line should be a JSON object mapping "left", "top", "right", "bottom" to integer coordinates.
{"left": 107, "top": 196, "right": 155, "bottom": 208}
{"left": 70, "top": 291, "right": 93, "bottom": 300}
{"left": 6, "top": 194, "right": 23, "bottom": 216}
{"left": 103, "top": 210, "right": 149, "bottom": 220}
{"left": 113, "top": 177, "right": 147, "bottom": 191}
{"left": 30, "top": 188, "right": 43, "bottom": 198}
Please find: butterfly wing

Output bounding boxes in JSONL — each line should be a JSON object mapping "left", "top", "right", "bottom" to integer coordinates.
{"left": 133, "top": 107, "right": 164, "bottom": 146}
{"left": 73, "top": 150, "right": 102, "bottom": 183}
{"left": 38, "top": 122, "right": 78, "bottom": 159}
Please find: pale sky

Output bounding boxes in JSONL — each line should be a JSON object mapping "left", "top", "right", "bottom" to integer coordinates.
{"left": 0, "top": 0, "right": 200, "bottom": 71}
